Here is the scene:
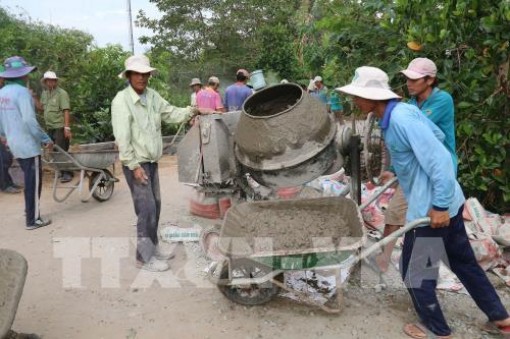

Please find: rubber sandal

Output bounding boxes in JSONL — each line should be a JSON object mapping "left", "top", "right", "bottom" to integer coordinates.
{"left": 403, "top": 323, "right": 452, "bottom": 339}
{"left": 481, "top": 322, "right": 510, "bottom": 337}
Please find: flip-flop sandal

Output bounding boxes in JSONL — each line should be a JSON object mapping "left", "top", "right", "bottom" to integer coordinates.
{"left": 404, "top": 323, "right": 452, "bottom": 339}
{"left": 481, "top": 322, "right": 510, "bottom": 337}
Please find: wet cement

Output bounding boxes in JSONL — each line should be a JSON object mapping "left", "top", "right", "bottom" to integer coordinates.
{"left": 219, "top": 198, "right": 363, "bottom": 255}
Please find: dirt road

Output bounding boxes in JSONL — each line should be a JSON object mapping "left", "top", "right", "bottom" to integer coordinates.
{"left": 0, "top": 156, "right": 506, "bottom": 338}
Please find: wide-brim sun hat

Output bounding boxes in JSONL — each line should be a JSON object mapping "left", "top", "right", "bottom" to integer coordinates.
{"left": 400, "top": 57, "right": 437, "bottom": 79}
{"left": 0, "top": 56, "right": 37, "bottom": 79}
{"left": 336, "top": 66, "right": 400, "bottom": 100}
{"left": 189, "top": 78, "right": 202, "bottom": 86}
{"left": 208, "top": 76, "right": 220, "bottom": 84}
{"left": 118, "top": 55, "right": 157, "bottom": 79}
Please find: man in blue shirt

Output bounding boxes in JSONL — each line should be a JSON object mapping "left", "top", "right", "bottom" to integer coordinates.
{"left": 0, "top": 67, "right": 22, "bottom": 194}
{"left": 338, "top": 66, "right": 510, "bottom": 338}
{"left": 402, "top": 58, "right": 457, "bottom": 171}
{"left": 0, "top": 56, "right": 53, "bottom": 229}
{"left": 311, "top": 75, "right": 328, "bottom": 104}
{"left": 224, "top": 69, "right": 253, "bottom": 112}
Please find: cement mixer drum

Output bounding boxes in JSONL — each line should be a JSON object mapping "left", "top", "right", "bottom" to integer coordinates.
{"left": 234, "top": 83, "right": 343, "bottom": 187}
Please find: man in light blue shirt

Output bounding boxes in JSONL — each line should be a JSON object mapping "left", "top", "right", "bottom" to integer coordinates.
{"left": 0, "top": 56, "right": 53, "bottom": 229}
{"left": 338, "top": 66, "right": 510, "bottom": 338}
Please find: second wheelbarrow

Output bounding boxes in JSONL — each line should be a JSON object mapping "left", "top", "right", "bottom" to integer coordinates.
{"left": 43, "top": 144, "right": 119, "bottom": 202}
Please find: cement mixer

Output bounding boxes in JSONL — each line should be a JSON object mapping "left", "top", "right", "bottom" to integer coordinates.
{"left": 177, "top": 83, "right": 415, "bottom": 312}
{"left": 177, "top": 83, "right": 370, "bottom": 214}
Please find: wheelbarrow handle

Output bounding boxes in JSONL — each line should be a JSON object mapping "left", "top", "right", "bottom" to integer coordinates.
{"left": 350, "top": 217, "right": 431, "bottom": 266}
{"left": 358, "top": 176, "right": 398, "bottom": 211}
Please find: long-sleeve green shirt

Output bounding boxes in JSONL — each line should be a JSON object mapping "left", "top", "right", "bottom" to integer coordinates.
{"left": 111, "top": 85, "right": 192, "bottom": 170}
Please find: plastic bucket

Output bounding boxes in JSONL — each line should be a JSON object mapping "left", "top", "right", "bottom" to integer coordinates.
{"left": 250, "top": 70, "right": 266, "bottom": 90}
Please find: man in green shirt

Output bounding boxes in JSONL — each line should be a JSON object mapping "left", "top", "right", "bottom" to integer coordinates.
{"left": 38, "top": 71, "right": 73, "bottom": 183}
{"left": 112, "top": 55, "right": 198, "bottom": 272}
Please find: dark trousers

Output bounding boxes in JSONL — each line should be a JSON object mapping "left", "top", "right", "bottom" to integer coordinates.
{"left": 401, "top": 205, "right": 509, "bottom": 336}
{"left": 0, "top": 143, "right": 14, "bottom": 190}
{"left": 48, "top": 128, "right": 72, "bottom": 177}
{"left": 18, "top": 156, "right": 42, "bottom": 226}
{"left": 123, "top": 163, "right": 161, "bottom": 263}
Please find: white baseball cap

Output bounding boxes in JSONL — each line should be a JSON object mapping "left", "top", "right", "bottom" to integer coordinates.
{"left": 42, "top": 71, "right": 58, "bottom": 80}
{"left": 336, "top": 66, "right": 400, "bottom": 100}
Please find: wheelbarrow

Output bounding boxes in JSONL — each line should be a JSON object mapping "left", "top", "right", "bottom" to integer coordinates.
{"left": 43, "top": 144, "right": 119, "bottom": 202}
{"left": 209, "top": 196, "right": 430, "bottom": 313}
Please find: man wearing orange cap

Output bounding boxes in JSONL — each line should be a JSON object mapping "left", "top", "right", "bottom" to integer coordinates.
{"left": 224, "top": 69, "right": 252, "bottom": 112}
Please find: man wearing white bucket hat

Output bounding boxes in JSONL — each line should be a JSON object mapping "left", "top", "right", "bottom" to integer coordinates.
{"left": 112, "top": 55, "right": 199, "bottom": 272}
{"left": 0, "top": 56, "right": 53, "bottom": 230}
{"left": 338, "top": 66, "right": 510, "bottom": 338}
{"left": 189, "top": 77, "right": 202, "bottom": 107}
{"left": 39, "top": 70, "right": 73, "bottom": 183}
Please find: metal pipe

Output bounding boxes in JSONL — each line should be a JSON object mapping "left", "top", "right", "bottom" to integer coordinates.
{"left": 358, "top": 176, "right": 398, "bottom": 211}
{"left": 343, "top": 217, "right": 431, "bottom": 267}
{"left": 127, "top": 0, "right": 135, "bottom": 54}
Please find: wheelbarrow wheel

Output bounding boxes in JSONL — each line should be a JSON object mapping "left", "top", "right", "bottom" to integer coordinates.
{"left": 217, "top": 259, "right": 282, "bottom": 306}
{"left": 89, "top": 169, "right": 114, "bottom": 202}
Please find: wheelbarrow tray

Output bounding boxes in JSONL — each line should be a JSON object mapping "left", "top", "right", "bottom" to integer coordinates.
{"left": 218, "top": 197, "right": 365, "bottom": 269}
{"left": 48, "top": 150, "right": 118, "bottom": 171}
{"left": 0, "top": 249, "right": 27, "bottom": 338}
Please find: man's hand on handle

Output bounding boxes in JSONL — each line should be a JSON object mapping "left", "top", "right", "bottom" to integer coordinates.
{"left": 428, "top": 209, "right": 450, "bottom": 228}
{"left": 378, "top": 170, "right": 395, "bottom": 185}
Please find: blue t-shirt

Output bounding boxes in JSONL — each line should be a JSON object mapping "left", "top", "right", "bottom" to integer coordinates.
{"left": 328, "top": 91, "right": 343, "bottom": 111}
{"left": 224, "top": 83, "right": 253, "bottom": 111}
{"left": 311, "top": 87, "right": 328, "bottom": 104}
{"left": 409, "top": 88, "right": 457, "bottom": 174}
{"left": 0, "top": 83, "right": 51, "bottom": 159}
{"left": 380, "top": 101, "right": 464, "bottom": 223}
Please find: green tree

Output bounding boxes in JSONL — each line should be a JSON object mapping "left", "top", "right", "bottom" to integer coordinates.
{"left": 314, "top": 0, "right": 510, "bottom": 212}
{"left": 71, "top": 45, "right": 130, "bottom": 143}
{"left": 137, "top": 0, "right": 302, "bottom": 82}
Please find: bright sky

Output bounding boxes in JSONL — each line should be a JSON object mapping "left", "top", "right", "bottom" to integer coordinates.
{"left": 0, "top": 0, "right": 161, "bottom": 53}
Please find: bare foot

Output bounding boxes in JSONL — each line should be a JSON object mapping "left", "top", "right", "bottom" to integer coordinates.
{"left": 403, "top": 323, "right": 452, "bottom": 339}
{"left": 375, "top": 254, "right": 389, "bottom": 273}
{"left": 494, "top": 317, "right": 510, "bottom": 327}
